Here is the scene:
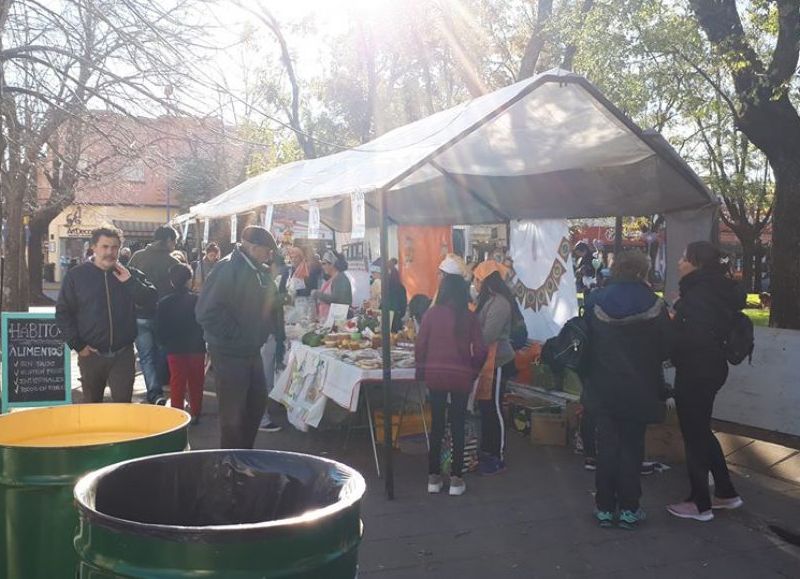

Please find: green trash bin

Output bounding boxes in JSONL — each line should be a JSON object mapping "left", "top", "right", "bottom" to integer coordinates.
{"left": 0, "top": 404, "right": 190, "bottom": 579}
{"left": 73, "top": 449, "right": 367, "bottom": 578}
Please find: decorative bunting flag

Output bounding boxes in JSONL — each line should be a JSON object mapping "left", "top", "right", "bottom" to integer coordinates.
{"left": 514, "top": 237, "right": 573, "bottom": 313}
{"left": 514, "top": 280, "right": 526, "bottom": 302}
{"left": 557, "top": 236, "right": 571, "bottom": 262}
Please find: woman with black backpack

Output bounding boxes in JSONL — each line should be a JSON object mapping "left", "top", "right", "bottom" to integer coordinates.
{"left": 667, "top": 241, "right": 747, "bottom": 522}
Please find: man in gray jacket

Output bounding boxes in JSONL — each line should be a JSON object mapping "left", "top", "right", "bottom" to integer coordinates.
{"left": 196, "top": 226, "right": 279, "bottom": 448}
{"left": 128, "top": 225, "right": 181, "bottom": 404}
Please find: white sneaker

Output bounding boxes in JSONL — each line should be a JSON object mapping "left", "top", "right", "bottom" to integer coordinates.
{"left": 427, "top": 474, "right": 443, "bottom": 494}
{"left": 712, "top": 496, "right": 744, "bottom": 510}
{"left": 666, "top": 501, "right": 714, "bottom": 522}
{"left": 449, "top": 476, "right": 466, "bottom": 496}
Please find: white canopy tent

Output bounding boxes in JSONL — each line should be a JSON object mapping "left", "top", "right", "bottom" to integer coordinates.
{"left": 190, "top": 68, "right": 715, "bottom": 295}
{"left": 188, "top": 69, "right": 717, "bottom": 497}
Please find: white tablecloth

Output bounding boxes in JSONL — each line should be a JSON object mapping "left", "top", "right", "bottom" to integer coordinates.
{"left": 271, "top": 342, "right": 415, "bottom": 431}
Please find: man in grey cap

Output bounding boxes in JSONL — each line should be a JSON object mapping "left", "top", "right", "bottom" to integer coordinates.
{"left": 196, "top": 225, "right": 280, "bottom": 448}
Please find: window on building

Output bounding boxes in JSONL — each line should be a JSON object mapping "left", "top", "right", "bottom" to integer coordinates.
{"left": 121, "top": 160, "right": 146, "bottom": 183}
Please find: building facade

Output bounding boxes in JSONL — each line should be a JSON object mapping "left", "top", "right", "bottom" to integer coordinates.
{"left": 38, "top": 113, "right": 242, "bottom": 281}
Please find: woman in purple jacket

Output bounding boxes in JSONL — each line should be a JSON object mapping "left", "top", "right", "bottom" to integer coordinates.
{"left": 416, "top": 273, "right": 487, "bottom": 496}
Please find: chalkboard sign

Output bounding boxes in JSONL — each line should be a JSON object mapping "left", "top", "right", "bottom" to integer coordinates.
{"left": 1, "top": 312, "right": 72, "bottom": 412}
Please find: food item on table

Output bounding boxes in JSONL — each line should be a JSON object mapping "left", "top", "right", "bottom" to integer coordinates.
{"left": 357, "top": 360, "right": 382, "bottom": 370}
{"left": 301, "top": 331, "right": 325, "bottom": 347}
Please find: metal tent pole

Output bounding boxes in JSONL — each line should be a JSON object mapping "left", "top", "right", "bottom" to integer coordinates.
{"left": 379, "top": 187, "right": 394, "bottom": 499}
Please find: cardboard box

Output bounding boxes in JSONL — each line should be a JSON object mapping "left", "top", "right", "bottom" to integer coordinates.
{"left": 530, "top": 413, "right": 568, "bottom": 446}
{"left": 374, "top": 406, "right": 431, "bottom": 446}
{"left": 645, "top": 422, "right": 685, "bottom": 464}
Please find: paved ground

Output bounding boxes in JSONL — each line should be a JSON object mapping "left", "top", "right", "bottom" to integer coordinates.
{"left": 170, "top": 370, "right": 800, "bottom": 579}
{"left": 12, "top": 295, "right": 800, "bottom": 577}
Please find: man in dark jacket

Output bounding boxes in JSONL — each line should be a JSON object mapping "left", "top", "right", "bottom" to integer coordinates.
{"left": 128, "top": 225, "right": 181, "bottom": 404}
{"left": 56, "top": 227, "right": 157, "bottom": 403}
{"left": 196, "top": 226, "right": 279, "bottom": 449}
{"left": 583, "top": 251, "right": 672, "bottom": 529}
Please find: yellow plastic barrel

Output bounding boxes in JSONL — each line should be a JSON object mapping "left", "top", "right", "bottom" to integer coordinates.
{"left": 0, "top": 404, "right": 190, "bottom": 579}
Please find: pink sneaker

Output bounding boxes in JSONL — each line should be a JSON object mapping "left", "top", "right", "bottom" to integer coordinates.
{"left": 712, "top": 496, "right": 744, "bottom": 510}
{"left": 666, "top": 501, "right": 714, "bottom": 522}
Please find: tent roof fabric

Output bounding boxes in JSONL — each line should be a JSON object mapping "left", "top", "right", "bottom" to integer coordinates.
{"left": 190, "top": 69, "right": 714, "bottom": 228}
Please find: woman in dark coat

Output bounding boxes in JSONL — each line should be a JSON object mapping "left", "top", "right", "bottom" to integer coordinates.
{"left": 415, "top": 273, "right": 487, "bottom": 497}
{"left": 667, "top": 241, "right": 746, "bottom": 522}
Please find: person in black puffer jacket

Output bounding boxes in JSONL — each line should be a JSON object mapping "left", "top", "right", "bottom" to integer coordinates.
{"left": 56, "top": 227, "right": 157, "bottom": 403}
{"left": 667, "top": 242, "right": 747, "bottom": 522}
{"left": 157, "top": 264, "right": 206, "bottom": 425}
{"left": 583, "top": 251, "right": 672, "bottom": 528}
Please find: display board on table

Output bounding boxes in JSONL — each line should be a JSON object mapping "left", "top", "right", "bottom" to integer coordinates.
{"left": 341, "top": 240, "right": 371, "bottom": 306}
{"left": 1, "top": 312, "right": 71, "bottom": 412}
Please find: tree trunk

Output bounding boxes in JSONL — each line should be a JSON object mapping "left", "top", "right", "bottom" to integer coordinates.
{"left": 739, "top": 236, "right": 755, "bottom": 293}
{"left": 27, "top": 202, "right": 68, "bottom": 304}
{"left": 753, "top": 240, "right": 764, "bottom": 294}
{"left": 769, "top": 157, "right": 800, "bottom": 328}
{"left": 2, "top": 180, "right": 28, "bottom": 312}
{"left": 518, "top": 0, "right": 554, "bottom": 80}
{"left": 27, "top": 215, "right": 53, "bottom": 304}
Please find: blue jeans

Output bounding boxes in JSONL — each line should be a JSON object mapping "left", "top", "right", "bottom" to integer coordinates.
{"left": 135, "top": 318, "right": 166, "bottom": 402}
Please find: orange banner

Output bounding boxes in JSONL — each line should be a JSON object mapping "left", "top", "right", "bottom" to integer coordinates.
{"left": 397, "top": 226, "right": 453, "bottom": 299}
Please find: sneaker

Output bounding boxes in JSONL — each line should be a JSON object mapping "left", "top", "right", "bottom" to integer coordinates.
{"left": 190, "top": 415, "right": 200, "bottom": 426}
{"left": 640, "top": 462, "right": 656, "bottom": 476}
{"left": 584, "top": 457, "right": 597, "bottom": 471}
{"left": 595, "top": 510, "right": 615, "bottom": 528}
{"left": 154, "top": 396, "right": 168, "bottom": 406}
{"left": 618, "top": 508, "right": 647, "bottom": 530}
{"left": 259, "top": 421, "right": 282, "bottom": 433}
{"left": 479, "top": 456, "right": 507, "bottom": 476}
{"left": 449, "top": 476, "right": 466, "bottom": 496}
{"left": 666, "top": 501, "right": 714, "bottom": 522}
{"left": 712, "top": 496, "right": 744, "bottom": 510}
{"left": 427, "top": 474, "right": 443, "bottom": 494}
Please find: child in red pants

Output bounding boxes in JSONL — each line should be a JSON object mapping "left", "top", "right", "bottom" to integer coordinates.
{"left": 156, "top": 264, "right": 206, "bottom": 424}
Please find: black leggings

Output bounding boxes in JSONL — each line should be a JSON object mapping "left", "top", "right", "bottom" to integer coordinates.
{"left": 479, "top": 366, "right": 506, "bottom": 460}
{"left": 676, "top": 385, "right": 737, "bottom": 512}
{"left": 428, "top": 390, "right": 469, "bottom": 477}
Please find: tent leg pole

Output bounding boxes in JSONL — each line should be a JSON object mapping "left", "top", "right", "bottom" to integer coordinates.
{"left": 379, "top": 188, "right": 394, "bottom": 500}
{"left": 196, "top": 221, "right": 203, "bottom": 282}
